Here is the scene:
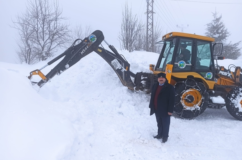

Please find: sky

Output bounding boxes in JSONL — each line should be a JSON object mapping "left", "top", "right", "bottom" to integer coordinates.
{"left": 0, "top": 0, "right": 242, "bottom": 63}
{"left": 1, "top": 49, "right": 242, "bottom": 160}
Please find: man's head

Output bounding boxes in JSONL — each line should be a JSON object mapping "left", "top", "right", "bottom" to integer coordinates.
{"left": 181, "top": 44, "right": 187, "bottom": 49}
{"left": 157, "top": 72, "right": 166, "bottom": 84}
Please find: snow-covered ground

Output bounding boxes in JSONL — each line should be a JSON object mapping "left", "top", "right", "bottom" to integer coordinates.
{"left": 0, "top": 50, "right": 242, "bottom": 160}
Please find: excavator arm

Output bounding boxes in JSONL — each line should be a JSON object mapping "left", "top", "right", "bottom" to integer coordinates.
{"left": 94, "top": 45, "right": 135, "bottom": 90}
{"left": 28, "top": 30, "right": 155, "bottom": 92}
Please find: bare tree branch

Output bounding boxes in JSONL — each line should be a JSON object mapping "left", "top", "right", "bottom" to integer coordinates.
{"left": 71, "top": 25, "right": 92, "bottom": 41}
{"left": 119, "top": 4, "right": 144, "bottom": 52}
{"left": 13, "top": 0, "right": 70, "bottom": 64}
{"left": 119, "top": 4, "right": 162, "bottom": 53}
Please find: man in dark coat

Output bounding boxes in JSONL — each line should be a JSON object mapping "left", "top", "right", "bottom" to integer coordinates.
{"left": 178, "top": 44, "right": 191, "bottom": 63}
{"left": 149, "top": 72, "right": 175, "bottom": 143}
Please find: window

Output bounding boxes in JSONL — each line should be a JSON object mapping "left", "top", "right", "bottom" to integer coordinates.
{"left": 158, "top": 38, "right": 176, "bottom": 71}
{"left": 173, "top": 38, "right": 193, "bottom": 71}
{"left": 196, "top": 41, "right": 212, "bottom": 70}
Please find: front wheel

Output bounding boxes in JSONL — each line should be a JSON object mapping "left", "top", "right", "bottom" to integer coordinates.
{"left": 174, "top": 79, "right": 209, "bottom": 119}
{"left": 225, "top": 87, "right": 242, "bottom": 120}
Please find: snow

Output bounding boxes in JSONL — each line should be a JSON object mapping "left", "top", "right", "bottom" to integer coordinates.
{"left": 210, "top": 96, "right": 225, "bottom": 104}
{"left": 217, "top": 58, "right": 242, "bottom": 70}
{"left": 1, "top": 50, "right": 242, "bottom": 160}
{"left": 231, "top": 88, "right": 242, "bottom": 112}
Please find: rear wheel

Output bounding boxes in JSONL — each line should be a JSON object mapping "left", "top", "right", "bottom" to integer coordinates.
{"left": 174, "top": 79, "right": 209, "bottom": 119}
{"left": 225, "top": 87, "right": 242, "bottom": 120}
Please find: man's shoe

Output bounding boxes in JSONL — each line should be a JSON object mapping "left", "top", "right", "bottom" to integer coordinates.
{"left": 153, "top": 135, "right": 162, "bottom": 139}
{"left": 162, "top": 137, "right": 168, "bottom": 143}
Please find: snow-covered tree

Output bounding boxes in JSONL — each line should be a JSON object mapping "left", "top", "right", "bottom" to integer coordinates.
{"left": 223, "top": 41, "right": 241, "bottom": 59}
{"left": 205, "top": 12, "right": 229, "bottom": 43}
{"left": 205, "top": 12, "right": 241, "bottom": 59}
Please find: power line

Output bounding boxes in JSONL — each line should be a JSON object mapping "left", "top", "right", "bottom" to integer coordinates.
{"left": 155, "top": 1, "right": 176, "bottom": 28}
{"left": 138, "top": 0, "right": 146, "bottom": 21}
{"left": 171, "top": 0, "right": 242, "bottom": 4}
{"left": 154, "top": 5, "right": 175, "bottom": 30}
{"left": 158, "top": 0, "right": 179, "bottom": 26}
{"left": 155, "top": 5, "right": 172, "bottom": 26}
{"left": 177, "top": 24, "right": 189, "bottom": 32}
{"left": 174, "top": 0, "right": 190, "bottom": 27}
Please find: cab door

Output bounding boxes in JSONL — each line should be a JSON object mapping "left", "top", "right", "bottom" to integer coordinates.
{"left": 156, "top": 38, "right": 177, "bottom": 71}
{"left": 195, "top": 40, "right": 214, "bottom": 80}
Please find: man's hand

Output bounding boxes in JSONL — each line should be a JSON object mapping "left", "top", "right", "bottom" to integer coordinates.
{"left": 168, "top": 112, "right": 172, "bottom": 116}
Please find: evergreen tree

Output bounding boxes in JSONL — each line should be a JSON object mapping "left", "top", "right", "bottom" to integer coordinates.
{"left": 205, "top": 12, "right": 241, "bottom": 59}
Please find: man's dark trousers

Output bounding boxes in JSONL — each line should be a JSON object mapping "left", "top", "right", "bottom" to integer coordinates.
{"left": 155, "top": 112, "right": 170, "bottom": 138}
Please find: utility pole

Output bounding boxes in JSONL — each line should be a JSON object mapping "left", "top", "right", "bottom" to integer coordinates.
{"left": 146, "top": 0, "right": 154, "bottom": 52}
{"left": 176, "top": 24, "right": 189, "bottom": 32}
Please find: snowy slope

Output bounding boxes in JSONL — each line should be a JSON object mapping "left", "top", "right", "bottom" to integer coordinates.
{"left": 0, "top": 50, "right": 242, "bottom": 160}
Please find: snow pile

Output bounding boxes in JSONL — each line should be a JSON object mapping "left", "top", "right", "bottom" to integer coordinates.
{"left": 0, "top": 67, "right": 76, "bottom": 160}
{"left": 217, "top": 58, "right": 242, "bottom": 69}
{"left": 1, "top": 50, "right": 242, "bottom": 160}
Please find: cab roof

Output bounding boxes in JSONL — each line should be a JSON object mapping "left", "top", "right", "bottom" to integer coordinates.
{"left": 162, "top": 32, "right": 215, "bottom": 42}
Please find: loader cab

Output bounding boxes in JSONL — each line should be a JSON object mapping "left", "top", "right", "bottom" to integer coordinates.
{"left": 155, "top": 32, "right": 215, "bottom": 80}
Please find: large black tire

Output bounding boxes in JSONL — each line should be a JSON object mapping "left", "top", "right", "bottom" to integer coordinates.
{"left": 225, "top": 87, "right": 242, "bottom": 120}
{"left": 174, "top": 79, "right": 209, "bottom": 119}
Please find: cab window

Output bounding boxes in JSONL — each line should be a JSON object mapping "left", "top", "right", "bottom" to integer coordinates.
{"left": 173, "top": 38, "right": 193, "bottom": 71}
{"left": 158, "top": 38, "right": 176, "bottom": 71}
{"left": 196, "top": 41, "right": 212, "bottom": 70}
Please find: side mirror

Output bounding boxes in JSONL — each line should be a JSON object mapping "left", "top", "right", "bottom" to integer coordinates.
{"left": 213, "top": 43, "right": 223, "bottom": 56}
{"left": 149, "top": 64, "right": 155, "bottom": 71}
{"left": 217, "top": 56, "right": 225, "bottom": 60}
{"left": 214, "top": 56, "right": 225, "bottom": 60}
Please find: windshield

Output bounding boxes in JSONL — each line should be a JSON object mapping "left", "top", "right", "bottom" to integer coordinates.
{"left": 157, "top": 38, "right": 176, "bottom": 71}
{"left": 173, "top": 38, "right": 193, "bottom": 71}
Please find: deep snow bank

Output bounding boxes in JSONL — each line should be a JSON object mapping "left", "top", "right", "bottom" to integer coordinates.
{"left": 0, "top": 67, "right": 76, "bottom": 160}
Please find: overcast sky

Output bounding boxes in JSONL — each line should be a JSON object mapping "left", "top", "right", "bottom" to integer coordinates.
{"left": 0, "top": 0, "right": 241, "bottom": 63}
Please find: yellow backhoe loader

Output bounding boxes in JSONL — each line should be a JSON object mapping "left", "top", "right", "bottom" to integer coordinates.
{"left": 28, "top": 30, "right": 242, "bottom": 120}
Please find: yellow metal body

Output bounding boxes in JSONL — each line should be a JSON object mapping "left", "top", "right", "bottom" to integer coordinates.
{"left": 149, "top": 64, "right": 155, "bottom": 71}
{"left": 215, "top": 75, "right": 237, "bottom": 92}
{"left": 235, "top": 67, "right": 241, "bottom": 84}
{"left": 150, "top": 32, "right": 241, "bottom": 92}
{"left": 28, "top": 70, "right": 47, "bottom": 80}
{"left": 165, "top": 64, "right": 173, "bottom": 84}
{"left": 216, "top": 76, "right": 235, "bottom": 86}
{"left": 151, "top": 70, "right": 216, "bottom": 90}
{"left": 214, "top": 66, "right": 241, "bottom": 92}
{"left": 162, "top": 32, "right": 215, "bottom": 42}
{"left": 172, "top": 72, "right": 216, "bottom": 89}
{"left": 149, "top": 32, "right": 217, "bottom": 89}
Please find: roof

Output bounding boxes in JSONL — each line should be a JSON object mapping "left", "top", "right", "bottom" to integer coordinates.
{"left": 162, "top": 32, "right": 215, "bottom": 42}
